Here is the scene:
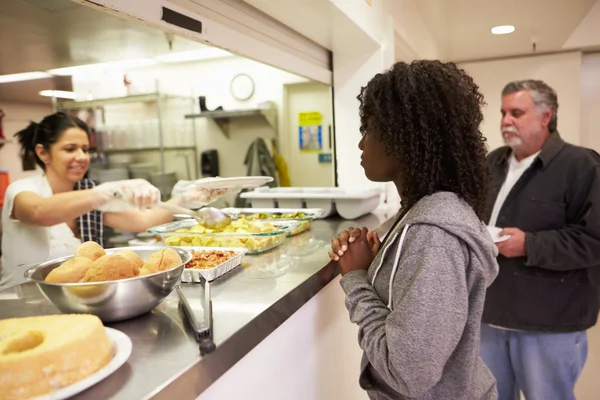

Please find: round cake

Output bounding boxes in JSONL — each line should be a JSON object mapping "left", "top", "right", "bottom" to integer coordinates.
{"left": 0, "top": 314, "right": 112, "bottom": 399}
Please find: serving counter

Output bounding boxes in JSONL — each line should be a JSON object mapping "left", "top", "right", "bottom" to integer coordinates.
{"left": 0, "top": 208, "right": 398, "bottom": 400}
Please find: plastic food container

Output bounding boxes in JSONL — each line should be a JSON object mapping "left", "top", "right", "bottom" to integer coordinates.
{"left": 240, "top": 187, "right": 382, "bottom": 219}
{"left": 181, "top": 247, "right": 247, "bottom": 282}
{"left": 220, "top": 208, "right": 326, "bottom": 237}
{"left": 147, "top": 219, "right": 299, "bottom": 255}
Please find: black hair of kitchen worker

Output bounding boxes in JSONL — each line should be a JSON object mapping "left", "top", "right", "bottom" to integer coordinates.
{"left": 15, "top": 112, "right": 89, "bottom": 171}
{"left": 357, "top": 60, "right": 489, "bottom": 219}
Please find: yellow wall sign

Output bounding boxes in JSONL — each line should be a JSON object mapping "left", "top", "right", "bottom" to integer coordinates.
{"left": 298, "top": 111, "right": 323, "bottom": 152}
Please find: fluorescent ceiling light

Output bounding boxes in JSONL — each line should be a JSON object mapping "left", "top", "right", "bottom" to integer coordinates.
{"left": 491, "top": 25, "right": 515, "bottom": 35}
{"left": 48, "top": 58, "right": 157, "bottom": 76}
{"left": 39, "top": 90, "right": 77, "bottom": 99}
{"left": 155, "top": 48, "right": 233, "bottom": 63}
{"left": 0, "top": 71, "right": 52, "bottom": 83}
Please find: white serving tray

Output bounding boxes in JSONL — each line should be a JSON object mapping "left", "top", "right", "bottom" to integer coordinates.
{"left": 181, "top": 247, "right": 247, "bottom": 282}
{"left": 240, "top": 187, "right": 382, "bottom": 220}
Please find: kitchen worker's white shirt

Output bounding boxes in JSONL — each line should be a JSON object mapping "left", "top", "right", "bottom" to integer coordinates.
{"left": 0, "top": 175, "right": 81, "bottom": 287}
{"left": 488, "top": 151, "right": 540, "bottom": 227}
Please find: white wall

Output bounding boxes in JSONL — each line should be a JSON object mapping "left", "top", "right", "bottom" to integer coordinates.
{"left": 459, "top": 52, "right": 583, "bottom": 152}
{"left": 581, "top": 52, "right": 600, "bottom": 152}
{"left": 331, "top": 0, "right": 440, "bottom": 207}
{"left": 199, "top": 275, "right": 367, "bottom": 400}
{"left": 72, "top": 57, "right": 309, "bottom": 186}
{"left": 331, "top": 0, "right": 396, "bottom": 193}
{"left": 0, "top": 102, "right": 51, "bottom": 181}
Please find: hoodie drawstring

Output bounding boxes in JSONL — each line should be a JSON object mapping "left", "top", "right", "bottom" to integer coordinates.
{"left": 369, "top": 224, "right": 411, "bottom": 310}
{"left": 387, "top": 224, "right": 410, "bottom": 309}
{"left": 370, "top": 233, "right": 399, "bottom": 285}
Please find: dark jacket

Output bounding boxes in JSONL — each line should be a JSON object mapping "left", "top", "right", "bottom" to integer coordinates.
{"left": 482, "top": 132, "right": 600, "bottom": 332}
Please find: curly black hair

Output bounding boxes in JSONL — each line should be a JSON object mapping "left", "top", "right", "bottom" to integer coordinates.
{"left": 358, "top": 60, "right": 490, "bottom": 219}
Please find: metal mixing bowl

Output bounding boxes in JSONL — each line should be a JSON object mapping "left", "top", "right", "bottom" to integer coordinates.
{"left": 24, "top": 246, "right": 192, "bottom": 323}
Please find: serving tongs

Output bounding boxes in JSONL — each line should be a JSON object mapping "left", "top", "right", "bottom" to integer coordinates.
{"left": 176, "top": 275, "right": 216, "bottom": 355}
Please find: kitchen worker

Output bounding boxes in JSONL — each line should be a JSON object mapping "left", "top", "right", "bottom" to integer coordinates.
{"left": 329, "top": 60, "right": 499, "bottom": 399}
{"left": 480, "top": 79, "right": 600, "bottom": 400}
{"left": 1, "top": 112, "right": 222, "bottom": 286}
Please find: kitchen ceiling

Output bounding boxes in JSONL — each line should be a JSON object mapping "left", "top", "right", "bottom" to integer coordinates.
{"left": 0, "top": 0, "right": 206, "bottom": 104}
{"left": 243, "top": 0, "right": 599, "bottom": 62}
{"left": 416, "top": 0, "right": 599, "bottom": 61}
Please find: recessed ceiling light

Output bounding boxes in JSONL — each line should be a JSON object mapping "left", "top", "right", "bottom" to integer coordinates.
{"left": 492, "top": 25, "right": 515, "bottom": 35}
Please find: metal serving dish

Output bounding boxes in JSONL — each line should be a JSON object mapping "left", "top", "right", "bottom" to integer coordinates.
{"left": 220, "top": 207, "right": 326, "bottom": 236}
{"left": 148, "top": 219, "right": 300, "bottom": 255}
{"left": 182, "top": 247, "right": 247, "bottom": 282}
{"left": 24, "top": 246, "right": 192, "bottom": 323}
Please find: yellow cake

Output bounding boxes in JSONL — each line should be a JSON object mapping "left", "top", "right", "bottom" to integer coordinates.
{"left": 0, "top": 314, "right": 112, "bottom": 400}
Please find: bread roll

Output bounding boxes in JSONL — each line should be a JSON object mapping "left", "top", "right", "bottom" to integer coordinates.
{"left": 75, "top": 241, "right": 105, "bottom": 261}
{"left": 83, "top": 255, "right": 138, "bottom": 282}
{"left": 45, "top": 257, "right": 94, "bottom": 283}
{"left": 140, "top": 248, "right": 182, "bottom": 276}
{"left": 115, "top": 250, "right": 144, "bottom": 274}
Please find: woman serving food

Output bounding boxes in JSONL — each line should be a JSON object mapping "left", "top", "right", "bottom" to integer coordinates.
{"left": 1, "top": 112, "right": 222, "bottom": 286}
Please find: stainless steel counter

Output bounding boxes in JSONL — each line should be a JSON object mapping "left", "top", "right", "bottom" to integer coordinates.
{"left": 0, "top": 209, "right": 397, "bottom": 399}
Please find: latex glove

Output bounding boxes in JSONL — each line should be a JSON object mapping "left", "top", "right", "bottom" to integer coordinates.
{"left": 170, "top": 179, "right": 238, "bottom": 209}
{"left": 92, "top": 179, "right": 161, "bottom": 212}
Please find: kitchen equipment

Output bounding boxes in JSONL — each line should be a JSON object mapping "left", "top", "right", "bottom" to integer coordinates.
{"left": 108, "top": 154, "right": 134, "bottom": 169}
{"left": 150, "top": 172, "right": 178, "bottom": 202}
{"left": 182, "top": 247, "right": 247, "bottom": 282}
{"left": 159, "top": 203, "right": 232, "bottom": 230}
{"left": 148, "top": 219, "right": 299, "bottom": 254}
{"left": 176, "top": 278, "right": 215, "bottom": 355}
{"left": 201, "top": 149, "right": 219, "bottom": 177}
{"left": 24, "top": 246, "right": 192, "bottom": 322}
{"left": 129, "top": 162, "right": 156, "bottom": 180}
{"left": 98, "top": 168, "right": 129, "bottom": 183}
{"left": 240, "top": 187, "right": 382, "bottom": 219}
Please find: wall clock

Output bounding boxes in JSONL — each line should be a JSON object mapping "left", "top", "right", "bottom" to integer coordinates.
{"left": 230, "top": 73, "right": 255, "bottom": 101}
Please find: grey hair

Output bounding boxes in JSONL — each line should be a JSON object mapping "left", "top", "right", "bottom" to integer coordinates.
{"left": 502, "top": 79, "right": 559, "bottom": 132}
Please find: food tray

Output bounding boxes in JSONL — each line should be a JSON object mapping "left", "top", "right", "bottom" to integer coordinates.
{"left": 220, "top": 208, "right": 326, "bottom": 236}
{"left": 239, "top": 187, "right": 382, "bottom": 219}
{"left": 148, "top": 219, "right": 299, "bottom": 255}
{"left": 182, "top": 247, "right": 247, "bottom": 282}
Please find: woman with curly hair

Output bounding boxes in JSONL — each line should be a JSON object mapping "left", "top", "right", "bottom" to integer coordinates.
{"left": 329, "top": 60, "right": 500, "bottom": 399}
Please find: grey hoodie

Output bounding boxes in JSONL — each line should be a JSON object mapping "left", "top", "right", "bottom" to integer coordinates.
{"left": 340, "top": 192, "right": 499, "bottom": 400}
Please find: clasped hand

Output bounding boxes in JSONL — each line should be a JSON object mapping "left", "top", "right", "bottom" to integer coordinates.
{"left": 329, "top": 227, "right": 381, "bottom": 275}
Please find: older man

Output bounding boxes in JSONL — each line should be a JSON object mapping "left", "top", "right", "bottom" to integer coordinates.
{"left": 481, "top": 79, "right": 600, "bottom": 400}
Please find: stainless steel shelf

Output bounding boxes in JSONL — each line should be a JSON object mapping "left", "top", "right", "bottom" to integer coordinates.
{"left": 185, "top": 107, "right": 277, "bottom": 138}
{"left": 99, "top": 146, "right": 196, "bottom": 154}
{"left": 53, "top": 90, "right": 199, "bottom": 179}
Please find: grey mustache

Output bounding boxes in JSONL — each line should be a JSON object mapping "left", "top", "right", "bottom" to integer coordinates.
{"left": 502, "top": 126, "right": 518, "bottom": 135}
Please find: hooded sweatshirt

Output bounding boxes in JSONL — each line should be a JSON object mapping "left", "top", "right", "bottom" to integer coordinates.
{"left": 340, "top": 192, "right": 499, "bottom": 400}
